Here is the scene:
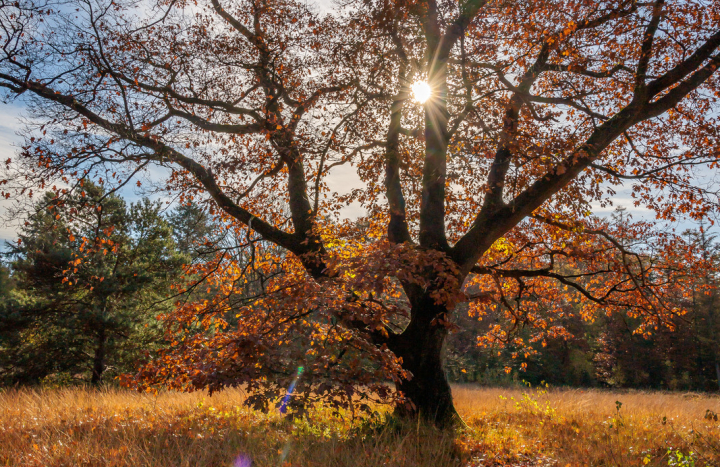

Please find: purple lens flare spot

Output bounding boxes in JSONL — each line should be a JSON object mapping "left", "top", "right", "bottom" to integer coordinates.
{"left": 233, "top": 454, "right": 252, "bottom": 467}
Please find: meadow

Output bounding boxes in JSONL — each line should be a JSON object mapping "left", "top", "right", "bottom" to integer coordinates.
{"left": 0, "top": 384, "right": 718, "bottom": 467}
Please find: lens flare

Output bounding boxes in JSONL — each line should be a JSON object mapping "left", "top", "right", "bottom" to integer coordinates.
{"left": 278, "top": 366, "right": 304, "bottom": 414}
{"left": 411, "top": 81, "right": 432, "bottom": 103}
{"left": 233, "top": 454, "right": 252, "bottom": 467}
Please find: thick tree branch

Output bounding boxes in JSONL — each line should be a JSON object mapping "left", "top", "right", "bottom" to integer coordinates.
{"left": 167, "top": 107, "right": 264, "bottom": 134}
{"left": 452, "top": 24, "right": 720, "bottom": 275}
{"left": 646, "top": 29, "right": 720, "bottom": 98}
{"left": 0, "top": 76, "right": 330, "bottom": 270}
{"left": 384, "top": 41, "right": 413, "bottom": 244}
{"left": 634, "top": 0, "right": 665, "bottom": 97}
{"left": 482, "top": 44, "right": 551, "bottom": 212}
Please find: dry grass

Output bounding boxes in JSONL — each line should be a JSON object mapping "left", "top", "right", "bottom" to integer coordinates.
{"left": 454, "top": 385, "right": 720, "bottom": 466}
{"left": 0, "top": 384, "right": 718, "bottom": 466}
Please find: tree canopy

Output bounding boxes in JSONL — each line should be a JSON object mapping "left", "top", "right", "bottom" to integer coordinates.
{"left": 1, "top": 0, "right": 720, "bottom": 425}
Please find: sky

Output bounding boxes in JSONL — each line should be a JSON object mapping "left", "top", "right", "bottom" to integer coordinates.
{"left": 0, "top": 103, "right": 24, "bottom": 244}
{"left": 0, "top": 0, "right": 710, "bottom": 245}
{"left": 1, "top": 95, "right": 692, "bottom": 249}
{"left": 0, "top": 100, "right": 370, "bottom": 245}
{"left": 0, "top": 0, "right": 340, "bottom": 247}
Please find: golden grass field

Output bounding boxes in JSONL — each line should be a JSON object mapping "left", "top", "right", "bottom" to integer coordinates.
{"left": 0, "top": 384, "right": 718, "bottom": 466}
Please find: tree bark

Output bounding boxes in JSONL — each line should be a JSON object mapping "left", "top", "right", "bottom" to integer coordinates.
{"left": 389, "top": 293, "right": 460, "bottom": 428}
{"left": 715, "top": 361, "right": 720, "bottom": 392}
{"left": 91, "top": 328, "right": 106, "bottom": 385}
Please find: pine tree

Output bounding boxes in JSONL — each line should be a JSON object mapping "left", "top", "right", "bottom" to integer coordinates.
{"left": 0, "top": 184, "right": 185, "bottom": 385}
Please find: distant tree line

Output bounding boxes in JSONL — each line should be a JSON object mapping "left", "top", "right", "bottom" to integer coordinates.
{"left": 446, "top": 217, "right": 720, "bottom": 392}
{"left": 1, "top": 190, "right": 719, "bottom": 392}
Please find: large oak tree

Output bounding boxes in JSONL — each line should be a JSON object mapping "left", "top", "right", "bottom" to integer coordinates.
{"left": 2, "top": 0, "right": 720, "bottom": 425}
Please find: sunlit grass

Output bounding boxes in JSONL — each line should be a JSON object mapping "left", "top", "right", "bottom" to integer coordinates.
{"left": 0, "top": 384, "right": 718, "bottom": 466}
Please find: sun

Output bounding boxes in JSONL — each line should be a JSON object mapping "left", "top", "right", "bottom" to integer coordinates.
{"left": 411, "top": 81, "right": 432, "bottom": 103}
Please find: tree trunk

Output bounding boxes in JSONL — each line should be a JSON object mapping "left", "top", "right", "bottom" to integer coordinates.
{"left": 91, "top": 328, "right": 106, "bottom": 385}
{"left": 715, "top": 361, "right": 720, "bottom": 392}
{"left": 389, "top": 294, "right": 460, "bottom": 428}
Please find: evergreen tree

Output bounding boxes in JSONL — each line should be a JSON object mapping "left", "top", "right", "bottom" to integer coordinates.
{"left": 0, "top": 184, "right": 186, "bottom": 385}
{"left": 169, "top": 203, "right": 216, "bottom": 259}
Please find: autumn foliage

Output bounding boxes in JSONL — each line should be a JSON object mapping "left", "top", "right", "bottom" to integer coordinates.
{"left": 2, "top": 0, "right": 720, "bottom": 424}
